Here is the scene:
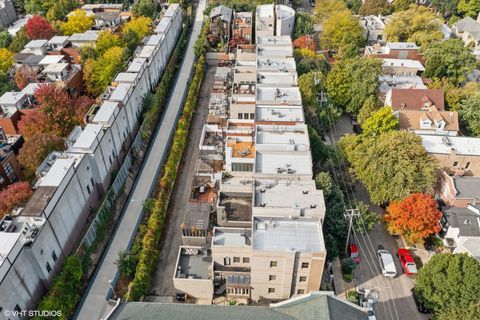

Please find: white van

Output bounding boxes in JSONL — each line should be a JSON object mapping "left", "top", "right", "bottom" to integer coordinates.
{"left": 376, "top": 249, "right": 397, "bottom": 278}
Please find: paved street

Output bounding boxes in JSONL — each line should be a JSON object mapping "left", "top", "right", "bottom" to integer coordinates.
{"left": 74, "top": 1, "right": 206, "bottom": 319}
{"left": 330, "top": 119, "right": 430, "bottom": 320}
{"left": 148, "top": 65, "right": 216, "bottom": 298}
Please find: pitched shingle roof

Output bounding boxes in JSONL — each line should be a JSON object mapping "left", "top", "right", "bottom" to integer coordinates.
{"left": 210, "top": 5, "right": 233, "bottom": 22}
{"left": 389, "top": 88, "right": 445, "bottom": 111}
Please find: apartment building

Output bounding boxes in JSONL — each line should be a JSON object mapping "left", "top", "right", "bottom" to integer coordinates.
{"left": 0, "top": 4, "right": 182, "bottom": 314}
{"left": 255, "top": 4, "right": 294, "bottom": 41}
{"left": 233, "top": 11, "right": 253, "bottom": 43}
{"left": 0, "top": 0, "right": 17, "bottom": 28}
{"left": 174, "top": 6, "right": 326, "bottom": 305}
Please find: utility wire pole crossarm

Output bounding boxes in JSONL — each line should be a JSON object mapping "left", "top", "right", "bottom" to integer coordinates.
{"left": 344, "top": 209, "right": 360, "bottom": 255}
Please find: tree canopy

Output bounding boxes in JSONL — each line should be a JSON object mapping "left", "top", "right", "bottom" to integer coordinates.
{"left": 321, "top": 10, "right": 365, "bottom": 52}
{"left": 61, "top": 9, "right": 94, "bottom": 36}
{"left": 423, "top": 39, "right": 476, "bottom": 85}
{"left": 415, "top": 253, "right": 480, "bottom": 312}
{"left": 459, "top": 92, "right": 480, "bottom": 136}
{"left": 293, "top": 12, "right": 314, "bottom": 39}
{"left": 436, "top": 304, "right": 480, "bottom": 320}
{"left": 26, "top": 15, "right": 55, "bottom": 40}
{"left": 122, "top": 16, "right": 152, "bottom": 45}
{"left": 0, "top": 48, "right": 14, "bottom": 77}
{"left": 430, "top": 0, "right": 460, "bottom": 18}
{"left": 84, "top": 46, "right": 126, "bottom": 96}
{"left": 385, "top": 193, "right": 442, "bottom": 243}
{"left": 357, "top": 96, "right": 380, "bottom": 123}
{"left": 392, "top": 0, "right": 415, "bottom": 11}
{"left": 293, "top": 35, "right": 316, "bottom": 51}
{"left": 384, "top": 5, "right": 443, "bottom": 47}
{"left": 361, "top": 106, "right": 399, "bottom": 137}
{"left": 340, "top": 131, "right": 436, "bottom": 205}
{"left": 132, "top": 0, "right": 156, "bottom": 19}
{"left": 0, "top": 27, "right": 12, "bottom": 48}
{"left": 326, "top": 56, "right": 382, "bottom": 114}
{"left": 0, "top": 182, "right": 33, "bottom": 217}
{"left": 8, "top": 27, "right": 29, "bottom": 53}
{"left": 457, "top": 0, "right": 480, "bottom": 17}
{"left": 314, "top": 0, "right": 347, "bottom": 24}
{"left": 359, "top": 0, "right": 392, "bottom": 16}
{"left": 15, "top": 65, "right": 38, "bottom": 90}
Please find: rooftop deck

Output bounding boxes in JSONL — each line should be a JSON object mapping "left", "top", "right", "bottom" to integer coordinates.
{"left": 218, "top": 192, "right": 252, "bottom": 222}
{"left": 227, "top": 141, "right": 255, "bottom": 158}
{"left": 175, "top": 247, "right": 212, "bottom": 280}
{"left": 213, "top": 227, "right": 252, "bottom": 247}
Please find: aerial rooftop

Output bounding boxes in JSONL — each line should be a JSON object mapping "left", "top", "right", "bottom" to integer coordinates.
{"left": 255, "top": 124, "right": 309, "bottom": 147}
{"left": 257, "top": 57, "right": 296, "bottom": 72}
{"left": 255, "top": 105, "right": 304, "bottom": 123}
{"left": 252, "top": 217, "right": 324, "bottom": 252}
{"left": 255, "top": 150, "right": 313, "bottom": 176}
{"left": 257, "top": 71, "right": 298, "bottom": 86}
{"left": 383, "top": 58, "right": 425, "bottom": 71}
{"left": 421, "top": 135, "right": 480, "bottom": 156}
{"left": 256, "top": 87, "right": 302, "bottom": 104}
{"left": 213, "top": 227, "right": 252, "bottom": 247}
{"left": 174, "top": 246, "right": 211, "bottom": 280}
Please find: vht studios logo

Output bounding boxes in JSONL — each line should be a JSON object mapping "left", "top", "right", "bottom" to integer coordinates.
{"left": 4, "top": 309, "right": 62, "bottom": 318}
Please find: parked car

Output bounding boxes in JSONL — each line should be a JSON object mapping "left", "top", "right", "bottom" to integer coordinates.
{"left": 411, "top": 288, "right": 432, "bottom": 314}
{"left": 397, "top": 249, "right": 418, "bottom": 276}
{"left": 376, "top": 249, "right": 397, "bottom": 278}
{"left": 348, "top": 244, "right": 360, "bottom": 264}
{"left": 176, "top": 293, "right": 187, "bottom": 302}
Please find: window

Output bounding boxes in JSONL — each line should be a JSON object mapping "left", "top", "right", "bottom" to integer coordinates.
{"left": 87, "top": 166, "right": 90, "bottom": 171}
{"left": 232, "top": 163, "right": 254, "bottom": 172}
{"left": 269, "top": 275, "right": 276, "bottom": 281}
{"left": 301, "top": 262, "right": 309, "bottom": 269}
{"left": 243, "top": 257, "right": 250, "bottom": 263}
{"left": 86, "top": 185, "right": 91, "bottom": 195}
{"left": 52, "top": 250, "right": 57, "bottom": 262}
{"left": 297, "top": 289, "right": 305, "bottom": 294}
{"left": 243, "top": 113, "right": 249, "bottom": 119}
{"left": 46, "top": 262, "right": 52, "bottom": 273}
{"left": 0, "top": 175, "right": 5, "bottom": 184}
{"left": 453, "top": 161, "right": 459, "bottom": 167}
{"left": 238, "top": 113, "right": 243, "bottom": 119}
{"left": 250, "top": 113, "right": 255, "bottom": 119}
{"left": 466, "top": 162, "right": 471, "bottom": 169}
{"left": 224, "top": 257, "right": 231, "bottom": 265}
{"left": 268, "top": 288, "right": 275, "bottom": 293}
{"left": 233, "top": 257, "right": 240, "bottom": 263}
{"left": 299, "top": 276, "right": 307, "bottom": 282}
{"left": 270, "top": 261, "right": 278, "bottom": 267}
{"left": 91, "top": 178, "right": 94, "bottom": 187}
{"left": 4, "top": 162, "right": 16, "bottom": 180}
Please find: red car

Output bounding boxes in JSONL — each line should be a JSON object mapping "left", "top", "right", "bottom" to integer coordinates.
{"left": 348, "top": 244, "right": 360, "bottom": 264}
{"left": 397, "top": 249, "right": 418, "bottom": 276}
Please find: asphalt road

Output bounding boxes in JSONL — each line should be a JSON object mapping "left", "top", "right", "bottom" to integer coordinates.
{"left": 74, "top": 1, "right": 206, "bottom": 319}
{"left": 149, "top": 65, "right": 216, "bottom": 298}
{"left": 330, "top": 117, "right": 430, "bottom": 320}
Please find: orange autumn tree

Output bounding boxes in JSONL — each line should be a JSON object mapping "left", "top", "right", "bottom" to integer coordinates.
{"left": 0, "top": 182, "right": 33, "bottom": 217}
{"left": 384, "top": 193, "right": 442, "bottom": 244}
{"left": 293, "top": 35, "right": 317, "bottom": 51}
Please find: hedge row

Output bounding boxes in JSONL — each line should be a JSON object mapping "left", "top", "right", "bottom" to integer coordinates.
{"left": 33, "top": 255, "right": 83, "bottom": 320}
{"left": 127, "top": 53, "right": 206, "bottom": 301}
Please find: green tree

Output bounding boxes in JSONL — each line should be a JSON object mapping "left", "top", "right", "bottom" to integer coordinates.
{"left": 0, "top": 75, "right": 14, "bottom": 96}
{"left": 392, "top": 0, "right": 415, "bottom": 11}
{"left": 46, "top": 0, "right": 77, "bottom": 22}
{"left": 428, "top": 79, "right": 479, "bottom": 111}
{"left": 115, "top": 249, "right": 138, "bottom": 277}
{"left": 326, "top": 56, "right": 382, "bottom": 114}
{"left": 415, "top": 253, "right": 480, "bottom": 312}
{"left": 8, "top": 27, "right": 29, "bottom": 53}
{"left": 309, "top": 126, "right": 329, "bottom": 173}
{"left": 423, "top": 39, "right": 476, "bottom": 85}
{"left": 61, "top": 9, "right": 94, "bottom": 36}
{"left": 353, "top": 201, "right": 379, "bottom": 234}
{"left": 132, "top": 0, "right": 156, "bottom": 19}
{"left": 314, "top": 0, "right": 347, "bottom": 24}
{"left": 345, "top": 0, "right": 362, "bottom": 13}
{"left": 95, "top": 31, "right": 124, "bottom": 56}
{"left": 122, "top": 16, "right": 152, "bottom": 43}
{"left": 321, "top": 10, "right": 365, "bottom": 51}
{"left": 384, "top": 5, "right": 443, "bottom": 47}
{"left": 437, "top": 304, "right": 480, "bottom": 320}
{"left": 297, "top": 56, "right": 330, "bottom": 76}
{"left": 340, "top": 131, "right": 436, "bottom": 204}
{"left": 357, "top": 96, "right": 380, "bottom": 123}
{"left": 293, "top": 12, "right": 314, "bottom": 39}
{"left": 361, "top": 106, "right": 399, "bottom": 137}
{"left": 0, "top": 27, "right": 12, "bottom": 48}
{"left": 359, "top": 0, "right": 391, "bottom": 16}
{"left": 24, "top": 0, "right": 44, "bottom": 14}
{"left": 459, "top": 92, "right": 480, "bottom": 136}
{"left": 458, "top": 0, "right": 480, "bottom": 17}
{"left": 84, "top": 46, "right": 126, "bottom": 96}
{"left": 430, "top": 0, "right": 460, "bottom": 18}
{"left": 315, "top": 172, "right": 348, "bottom": 259}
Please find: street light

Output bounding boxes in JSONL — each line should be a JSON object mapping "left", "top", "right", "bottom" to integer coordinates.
{"left": 108, "top": 280, "right": 116, "bottom": 299}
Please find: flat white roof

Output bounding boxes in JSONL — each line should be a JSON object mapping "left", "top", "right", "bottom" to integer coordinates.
{"left": 386, "top": 42, "right": 418, "bottom": 50}
{"left": 114, "top": 72, "right": 137, "bottom": 83}
{"left": 68, "top": 30, "right": 99, "bottom": 42}
{"left": 72, "top": 123, "right": 103, "bottom": 150}
{"left": 256, "top": 4, "right": 274, "bottom": 18}
{"left": 257, "top": 36, "right": 292, "bottom": 46}
{"left": 109, "top": 83, "right": 132, "bottom": 102}
{"left": 25, "top": 39, "right": 48, "bottom": 48}
{"left": 93, "top": 101, "right": 118, "bottom": 123}
{"left": 383, "top": 59, "right": 425, "bottom": 71}
{"left": 47, "top": 36, "right": 70, "bottom": 45}
{"left": 421, "top": 135, "right": 480, "bottom": 156}
{"left": 39, "top": 55, "right": 65, "bottom": 65}
{"left": 255, "top": 150, "right": 312, "bottom": 175}
{"left": 0, "top": 232, "right": 21, "bottom": 266}
{"left": 379, "top": 75, "right": 426, "bottom": 93}
{"left": 213, "top": 228, "right": 251, "bottom": 247}
{"left": 275, "top": 4, "right": 295, "bottom": 20}
{"left": 255, "top": 105, "right": 304, "bottom": 122}
{"left": 254, "top": 179, "right": 323, "bottom": 209}
{"left": 40, "top": 158, "right": 75, "bottom": 187}
{"left": 253, "top": 217, "right": 324, "bottom": 252}
{"left": 257, "top": 87, "right": 302, "bottom": 104}
{"left": 257, "top": 57, "right": 296, "bottom": 72}
{"left": 257, "top": 71, "right": 297, "bottom": 85}
{"left": 155, "top": 18, "right": 172, "bottom": 34}
{"left": 146, "top": 34, "right": 164, "bottom": 47}
{"left": 0, "top": 91, "right": 25, "bottom": 105}
{"left": 43, "top": 63, "right": 68, "bottom": 73}
{"left": 20, "top": 83, "right": 40, "bottom": 95}
{"left": 138, "top": 45, "right": 156, "bottom": 59}
{"left": 257, "top": 45, "right": 293, "bottom": 58}
{"left": 256, "top": 124, "right": 309, "bottom": 145}
{"left": 127, "top": 58, "right": 146, "bottom": 73}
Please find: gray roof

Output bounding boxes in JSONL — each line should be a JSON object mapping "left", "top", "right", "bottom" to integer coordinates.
{"left": 453, "top": 176, "right": 480, "bottom": 199}
{"left": 444, "top": 207, "right": 480, "bottom": 237}
{"left": 210, "top": 5, "right": 232, "bottom": 22}
{"left": 461, "top": 238, "right": 480, "bottom": 260}
{"left": 24, "top": 55, "right": 47, "bottom": 66}
{"left": 454, "top": 16, "right": 480, "bottom": 34}
{"left": 108, "top": 292, "right": 368, "bottom": 320}
{"left": 183, "top": 202, "right": 211, "bottom": 229}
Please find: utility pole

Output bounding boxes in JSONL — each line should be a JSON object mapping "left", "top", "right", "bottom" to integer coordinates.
{"left": 344, "top": 209, "right": 360, "bottom": 255}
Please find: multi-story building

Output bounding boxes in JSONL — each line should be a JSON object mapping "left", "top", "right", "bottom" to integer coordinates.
{"left": 232, "top": 12, "right": 253, "bottom": 43}
{"left": 255, "top": 4, "right": 295, "bottom": 41}
{"left": 365, "top": 42, "right": 422, "bottom": 61}
{"left": 0, "top": 0, "right": 17, "bottom": 28}
{"left": 359, "top": 15, "right": 388, "bottom": 44}
{"left": 0, "top": 3, "right": 182, "bottom": 313}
